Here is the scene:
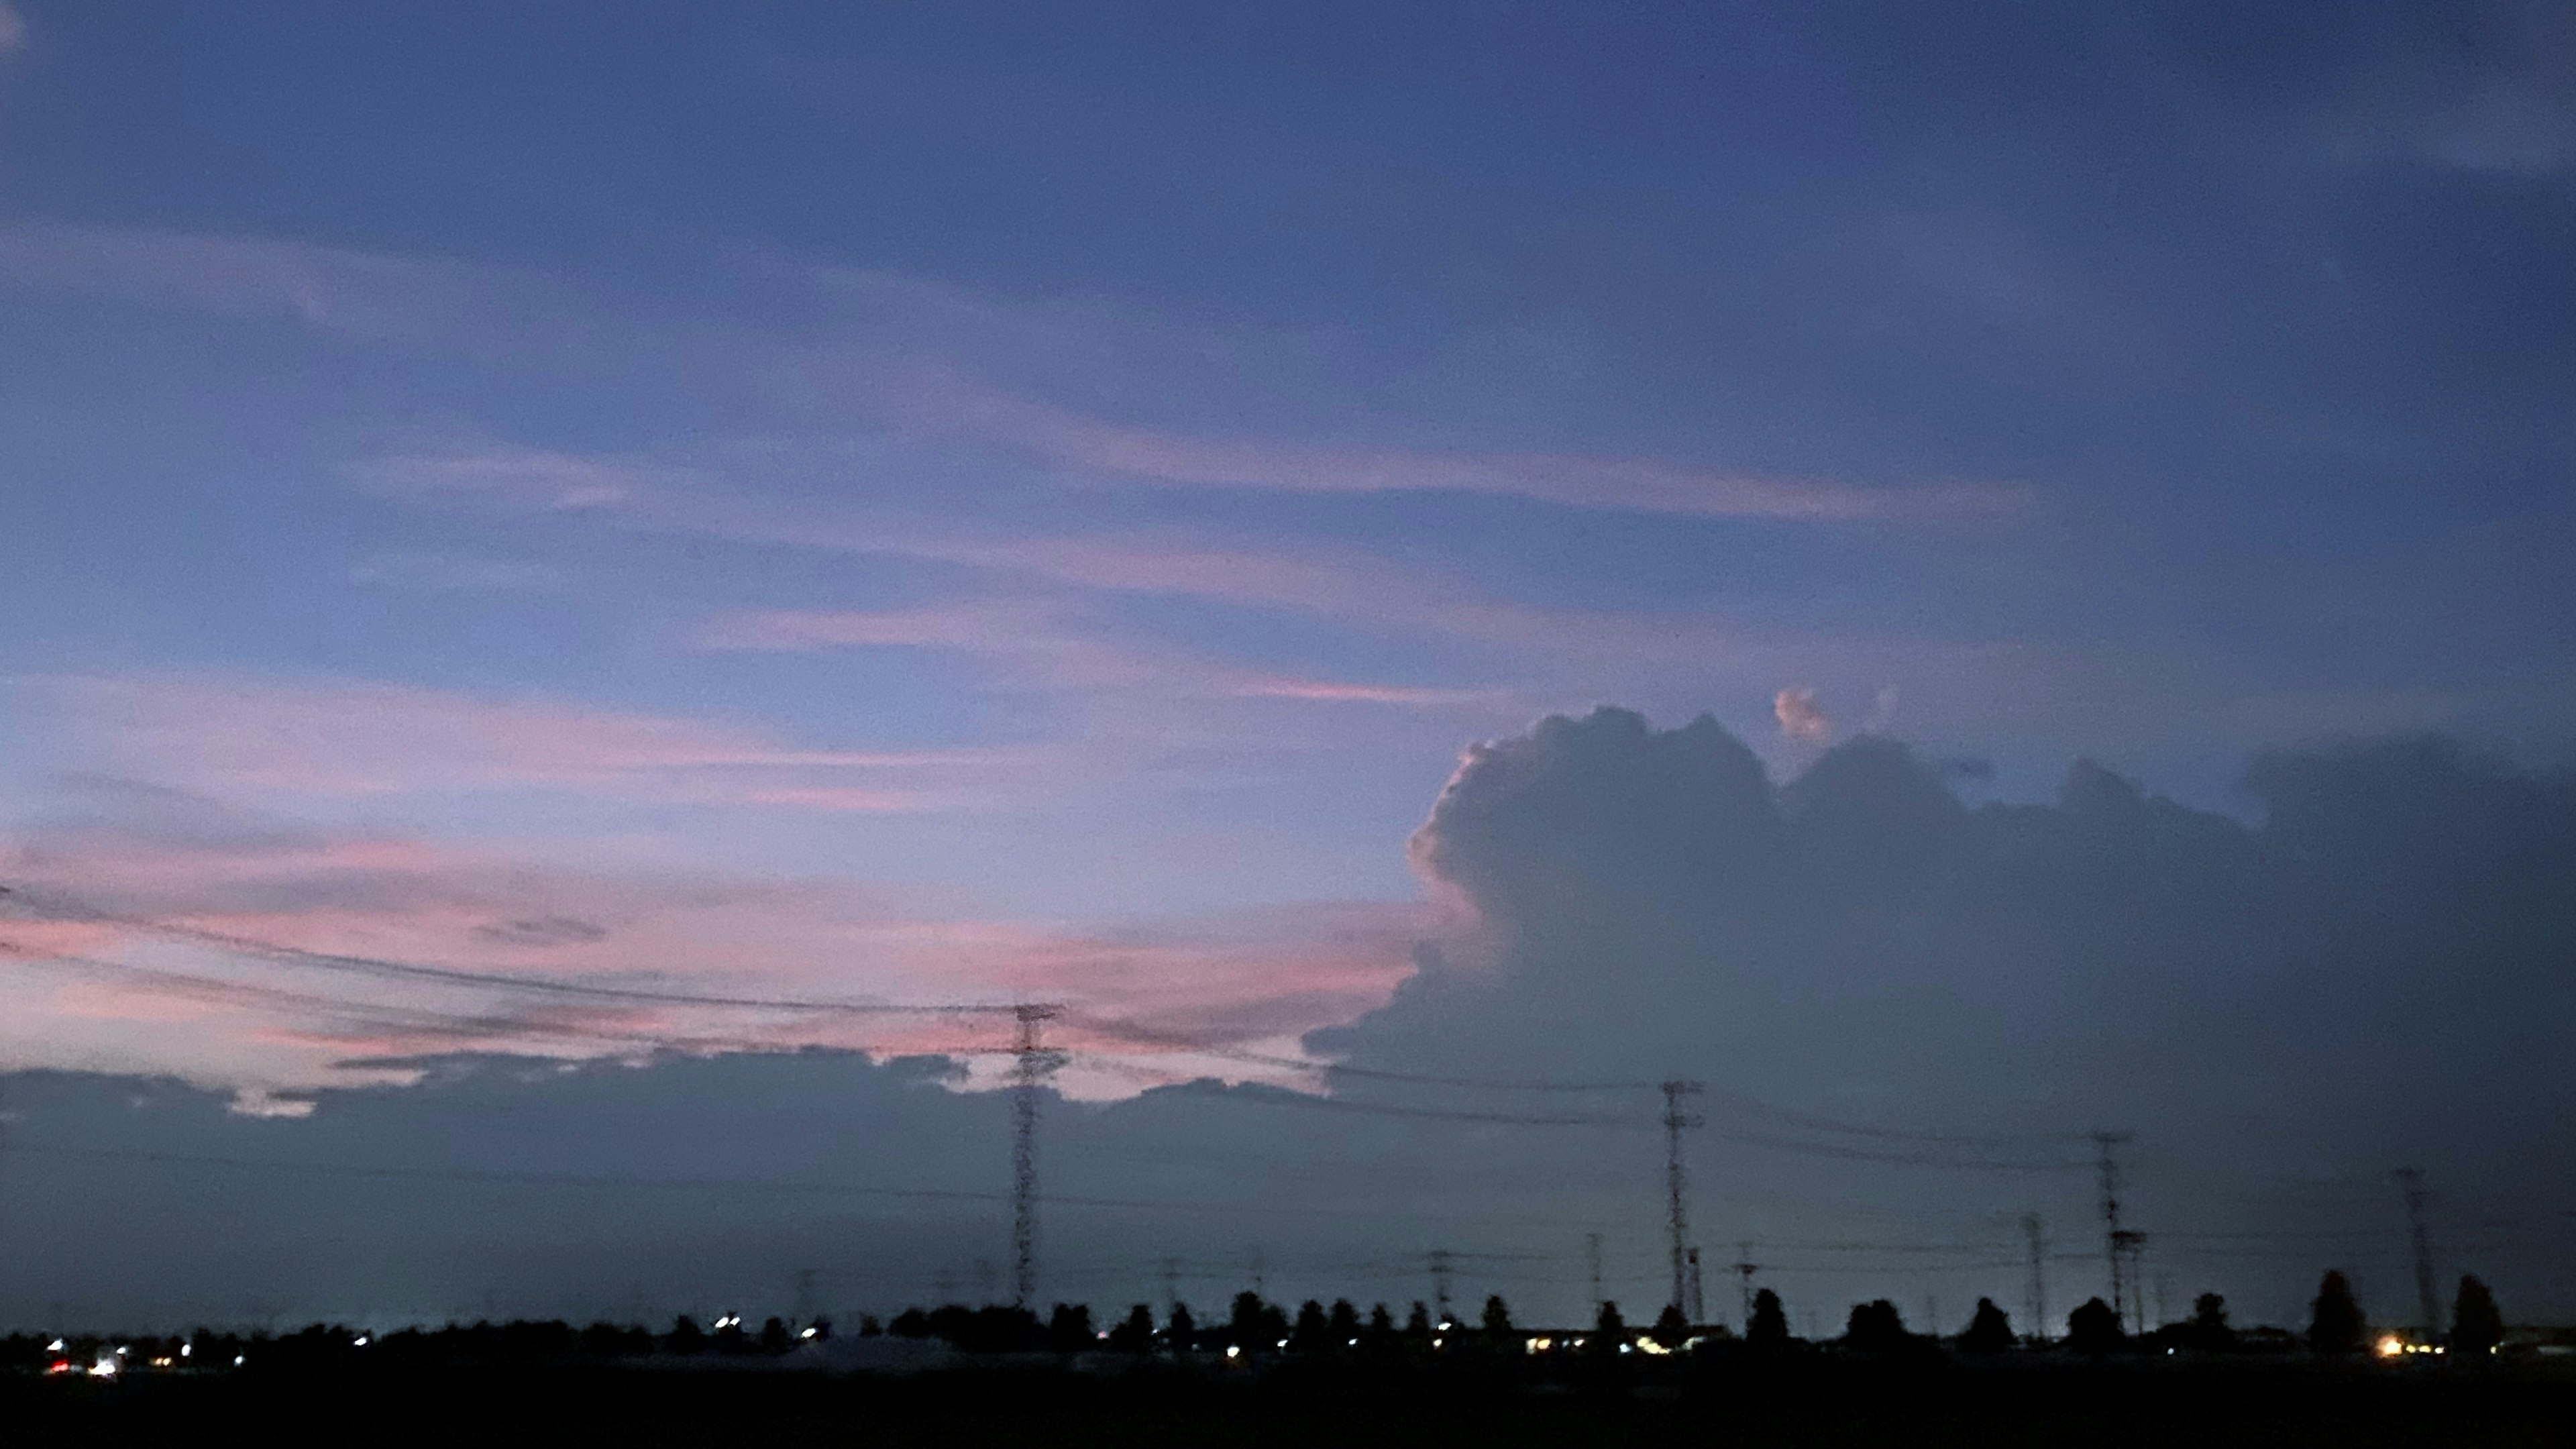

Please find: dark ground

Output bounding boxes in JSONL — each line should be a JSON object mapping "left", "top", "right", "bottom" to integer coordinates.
{"left": 7, "top": 1360, "right": 2570, "bottom": 1448}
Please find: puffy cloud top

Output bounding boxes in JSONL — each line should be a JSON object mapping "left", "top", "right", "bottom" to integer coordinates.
{"left": 1347, "top": 710, "right": 2575, "bottom": 1173}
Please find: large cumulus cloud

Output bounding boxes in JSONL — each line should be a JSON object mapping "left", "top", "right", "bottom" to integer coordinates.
{"left": 1346, "top": 710, "right": 2572, "bottom": 1132}
{"left": 1325, "top": 710, "right": 2575, "bottom": 1316}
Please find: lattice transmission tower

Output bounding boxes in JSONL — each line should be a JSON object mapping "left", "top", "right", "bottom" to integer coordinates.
{"left": 1009, "top": 1004, "right": 1065, "bottom": 1308}
{"left": 1661, "top": 1080, "right": 1705, "bottom": 1315}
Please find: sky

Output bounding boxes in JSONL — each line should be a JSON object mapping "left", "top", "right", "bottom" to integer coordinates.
{"left": 0, "top": 1, "right": 2571, "bottom": 1332}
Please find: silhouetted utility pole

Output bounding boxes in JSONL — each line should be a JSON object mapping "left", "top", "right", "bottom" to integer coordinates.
{"left": 1661, "top": 1080, "right": 1704, "bottom": 1314}
{"left": 2396, "top": 1167, "right": 2440, "bottom": 1336}
{"left": 793, "top": 1268, "right": 818, "bottom": 1325}
{"left": 2093, "top": 1130, "right": 2143, "bottom": 1332}
{"left": 1731, "top": 1242, "right": 1760, "bottom": 1330}
{"left": 1685, "top": 1246, "right": 1705, "bottom": 1325}
{"left": 1249, "top": 1246, "right": 1267, "bottom": 1300}
{"left": 1428, "top": 1248, "right": 1453, "bottom": 1324}
{"left": 1585, "top": 1233, "right": 1605, "bottom": 1318}
{"left": 2022, "top": 1214, "right": 2048, "bottom": 1339}
{"left": 1161, "top": 1257, "right": 1179, "bottom": 1318}
{"left": 1009, "top": 1004, "right": 1063, "bottom": 1308}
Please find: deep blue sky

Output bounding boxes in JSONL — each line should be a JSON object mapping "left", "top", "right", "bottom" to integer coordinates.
{"left": 0, "top": 0, "right": 2570, "bottom": 1329}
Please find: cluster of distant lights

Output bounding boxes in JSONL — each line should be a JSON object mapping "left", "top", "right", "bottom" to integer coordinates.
{"left": 44, "top": 1340, "right": 248, "bottom": 1378}
{"left": 1519, "top": 1334, "right": 1693, "bottom": 1356}
{"left": 37, "top": 1323, "right": 2485, "bottom": 1374}
{"left": 41, "top": 1311, "right": 825, "bottom": 1378}
{"left": 33, "top": 1320, "right": 1705, "bottom": 1374}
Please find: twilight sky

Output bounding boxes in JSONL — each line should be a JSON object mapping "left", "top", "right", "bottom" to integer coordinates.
{"left": 1, "top": 2, "right": 2571, "bottom": 1331}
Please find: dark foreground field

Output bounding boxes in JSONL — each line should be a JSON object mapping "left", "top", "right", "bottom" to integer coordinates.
{"left": 8, "top": 1360, "right": 2571, "bottom": 1449}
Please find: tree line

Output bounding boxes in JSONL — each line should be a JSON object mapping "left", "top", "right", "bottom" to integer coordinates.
{"left": 1, "top": 1267, "right": 2518, "bottom": 1374}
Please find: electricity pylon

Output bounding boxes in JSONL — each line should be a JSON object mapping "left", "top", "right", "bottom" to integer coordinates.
{"left": 1009, "top": 1004, "right": 1065, "bottom": 1308}
{"left": 1661, "top": 1080, "right": 1705, "bottom": 1315}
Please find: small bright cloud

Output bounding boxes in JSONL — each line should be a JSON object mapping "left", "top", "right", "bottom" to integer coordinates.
{"left": 0, "top": 2, "right": 27, "bottom": 54}
{"left": 1774, "top": 686, "right": 1833, "bottom": 745}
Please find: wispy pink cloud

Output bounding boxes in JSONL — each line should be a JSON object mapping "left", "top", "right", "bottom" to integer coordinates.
{"left": 1226, "top": 677, "right": 1487, "bottom": 707}
{"left": 386, "top": 445, "right": 2007, "bottom": 718}
{"left": 360, "top": 446, "right": 647, "bottom": 510}
{"left": 947, "top": 386, "right": 2027, "bottom": 521}
{"left": 13, "top": 674, "right": 1024, "bottom": 813}
{"left": 693, "top": 604, "right": 1501, "bottom": 712}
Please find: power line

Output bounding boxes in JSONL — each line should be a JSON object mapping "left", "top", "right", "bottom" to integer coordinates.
{"left": 0, "top": 889, "right": 1023, "bottom": 1018}
{"left": 2, "top": 942, "right": 1002, "bottom": 1058}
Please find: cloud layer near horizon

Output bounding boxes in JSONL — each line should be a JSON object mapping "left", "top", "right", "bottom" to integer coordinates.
{"left": 5, "top": 713, "right": 2570, "bottom": 1334}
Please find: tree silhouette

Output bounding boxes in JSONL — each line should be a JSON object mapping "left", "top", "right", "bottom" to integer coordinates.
{"left": 2452, "top": 1275, "right": 2503, "bottom": 1358}
{"left": 1108, "top": 1305, "right": 1155, "bottom": 1353}
{"left": 1960, "top": 1297, "right": 2014, "bottom": 1352}
{"left": 1365, "top": 1303, "right": 1397, "bottom": 1351}
{"left": 2187, "top": 1293, "right": 2236, "bottom": 1352}
{"left": 757, "top": 1316, "right": 790, "bottom": 1354}
{"left": 2065, "top": 1297, "right": 2124, "bottom": 1354}
{"left": 664, "top": 1315, "right": 706, "bottom": 1355}
{"left": 1650, "top": 1303, "right": 1692, "bottom": 1348}
{"left": 1843, "top": 1299, "right": 1909, "bottom": 1352}
{"left": 1289, "top": 1300, "right": 1331, "bottom": 1354}
{"left": 1227, "top": 1292, "right": 1289, "bottom": 1351}
{"left": 1747, "top": 1287, "right": 1790, "bottom": 1346}
{"left": 1165, "top": 1303, "right": 1196, "bottom": 1353}
{"left": 1328, "top": 1299, "right": 1361, "bottom": 1346}
{"left": 1404, "top": 1301, "right": 1435, "bottom": 1348}
{"left": 1481, "top": 1294, "right": 1514, "bottom": 1346}
{"left": 1592, "top": 1299, "right": 1627, "bottom": 1353}
{"left": 888, "top": 1308, "right": 930, "bottom": 1340}
{"left": 1046, "top": 1303, "right": 1092, "bottom": 1352}
{"left": 2308, "top": 1271, "right": 2365, "bottom": 1355}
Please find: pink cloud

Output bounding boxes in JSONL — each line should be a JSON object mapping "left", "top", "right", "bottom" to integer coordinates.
{"left": 13, "top": 674, "right": 1026, "bottom": 813}
{"left": 1774, "top": 686, "right": 1835, "bottom": 744}
{"left": 375, "top": 445, "right": 2023, "bottom": 730}
{"left": 361, "top": 447, "right": 644, "bottom": 511}
{"left": 0, "top": 822, "right": 1426, "bottom": 1097}
{"left": 694, "top": 606, "right": 1499, "bottom": 712}
{"left": 1228, "top": 677, "right": 1487, "bottom": 707}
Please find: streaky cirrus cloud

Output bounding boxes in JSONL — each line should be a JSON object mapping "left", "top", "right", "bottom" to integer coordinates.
{"left": 885, "top": 374, "right": 2030, "bottom": 522}
{"left": 692, "top": 604, "right": 1499, "bottom": 711}
{"left": 383, "top": 444, "right": 1998, "bottom": 688}
{"left": 0, "top": 219, "right": 608, "bottom": 356}
{"left": 3, "top": 217, "right": 2023, "bottom": 527}
{"left": 8, "top": 673, "right": 1025, "bottom": 814}
{"left": 347, "top": 553, "right": 566, "bottom": 594}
